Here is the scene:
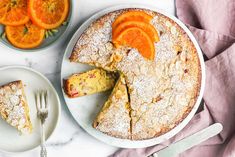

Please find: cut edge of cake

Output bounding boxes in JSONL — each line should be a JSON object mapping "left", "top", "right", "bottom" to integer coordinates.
{"left": 63, "top": 68, "right": 117, "bottom": 98}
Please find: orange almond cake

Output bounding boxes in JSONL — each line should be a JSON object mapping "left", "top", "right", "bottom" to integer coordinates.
{"left": 68, "top": 9, "right": 201, "bottom": 140}
{"left": 0, "top": 81, "right": 32, "bottom": 134}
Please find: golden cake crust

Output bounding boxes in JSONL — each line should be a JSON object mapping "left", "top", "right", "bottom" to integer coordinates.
{"left": 70, "top": 8, "right": 201, "bottom": 140}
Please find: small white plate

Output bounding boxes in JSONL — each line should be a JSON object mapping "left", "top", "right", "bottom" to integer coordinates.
{"left": 61, "top": 5, "right": 205, "bottom": 148}
{"left": 0, "top": 66, "right": 61, "bottom": 153}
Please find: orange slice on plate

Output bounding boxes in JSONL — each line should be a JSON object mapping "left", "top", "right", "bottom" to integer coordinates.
{"left": 113, "top": 27, "right": 155, "bottom": 60}
{"left": 5, "top": 21, "right": 45, "bottom": 49}
{"left": 112, "top": 21, "right": 159, "bottom": 43}
{"left": 0, "top": 0, "right": 29, "bottom": 26}
{"left": 28, "top": 0, "right": 69, "bottom": 29}
{"left": 112, "top": 11, "right": 153, "bottom": 30}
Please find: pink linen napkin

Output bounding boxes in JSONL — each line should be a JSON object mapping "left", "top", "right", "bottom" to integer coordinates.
{"left": 110, "top": 0, "right": 235, "bottom": 156}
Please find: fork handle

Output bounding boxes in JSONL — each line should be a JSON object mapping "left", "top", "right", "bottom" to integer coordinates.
{"left": 40, "top": 121, "right": 47, "bottom": 157}
{"left": 40, "top": 145, "right": 47, "bottom": 157}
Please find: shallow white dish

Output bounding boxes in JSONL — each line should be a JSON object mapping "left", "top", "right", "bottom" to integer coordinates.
{"left": 0, "top": 66, "right": 61, "bottom": 153}
{"left": 61, "top": 5, "right": 205, "bottom": 148}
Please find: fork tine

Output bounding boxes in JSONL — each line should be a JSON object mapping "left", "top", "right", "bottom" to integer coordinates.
{"left": 40, "top": 91, "right": 45, "bottom": 109}
{"left": 39, "top": 91, "right": 42, "bottom": 108}
{"left": 44, "top": 90, "right": 49, "bottom": 109}
{"left": 35, "top": 91, "right": 40, "bottom": 111}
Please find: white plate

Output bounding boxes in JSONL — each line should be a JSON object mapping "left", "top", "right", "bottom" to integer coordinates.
{"left": 0, "top": 66, "right": 60, "bottom": 153}
{"left": 61, "top": 5, "right": 206, "bottom": 148}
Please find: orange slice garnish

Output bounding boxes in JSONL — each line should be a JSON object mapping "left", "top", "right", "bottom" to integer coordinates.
{"left": 112, "top": 11, "right": 153, "bottom": 30}
{"left": 0, "top": 0, "right": 29, "bottom": 26}
{"left": 113, "top": 27, "right": 155, "bottom": 60}
{"left": 28, "top": 0, "right": 69, "bottom": 29}
{"left": 5, "top": 21, "right": 45, "bottom": 49}
{"left": 112, "top": 21, "right": 159, "bottom": 43}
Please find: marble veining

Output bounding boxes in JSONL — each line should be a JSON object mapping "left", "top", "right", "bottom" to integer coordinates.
{"left": 47, "top": 131, "right": 80, "bottom": 147}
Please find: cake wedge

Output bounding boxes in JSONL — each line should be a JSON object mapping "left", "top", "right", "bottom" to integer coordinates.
{"left": 93, "top": 75, "right": 131, "bottom": 139}
{"left": 0, "top": 80, "right": 32, "bottom": 133}
{"left": 63, "top": 68, "right": 117, "bottom": 98}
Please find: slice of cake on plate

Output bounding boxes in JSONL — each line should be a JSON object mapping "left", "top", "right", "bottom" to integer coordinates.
{"left": 0, "top": 80, "right": 32, "bottom": 133}
{"left": 63, "top": 68, "right": 117, "bottom": 98}
{"left": 93, "top": 75, "right": 131, "bottom": 139}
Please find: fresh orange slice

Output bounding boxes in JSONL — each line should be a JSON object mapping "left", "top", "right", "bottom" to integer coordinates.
{"left": 0, "top": 0, "right": 29, "bottom": 26}
{"left": 112, "top": 21, "right": 159, "bottom": 43}
{"left": 113, "top": 27, "right": 155, "bottom": 60}
{"left": 5, "top": 21, "right": 45, "bottom": 49}
{"left": 112, "top": 11, "right": 153, "bottom": 30}
{"left": 28, "top": 0, "right": 69, "bottom": 29}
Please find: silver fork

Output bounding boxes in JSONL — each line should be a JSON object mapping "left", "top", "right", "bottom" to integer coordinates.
{"left": 35, "top": 90, "right": 49, "bottom": 157}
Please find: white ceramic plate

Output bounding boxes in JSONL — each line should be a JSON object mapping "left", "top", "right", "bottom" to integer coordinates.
{"left": 0, "top": 66, "right": 60, "bottom": 153}
{"left": 61, "top": 5, "right": 206, "bottom": 148}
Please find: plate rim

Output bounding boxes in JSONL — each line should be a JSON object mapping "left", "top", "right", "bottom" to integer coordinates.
{"left": 0, "top": 0, "right": 73, "bottom": 52}
{"left": 0, "top": 65, "right": 61, "bottom": 154}
{"left": 60, "top": 4, "right": 206, "bottom": 148}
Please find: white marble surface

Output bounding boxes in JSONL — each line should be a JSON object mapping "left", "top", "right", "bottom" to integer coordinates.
{"left": 0, "top": 1, "right": 175, "bottom": 157}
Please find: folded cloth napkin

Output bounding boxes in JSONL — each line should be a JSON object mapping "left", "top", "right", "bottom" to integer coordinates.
{"left": 110, "top": 0, "right": 235, "bottom": 156}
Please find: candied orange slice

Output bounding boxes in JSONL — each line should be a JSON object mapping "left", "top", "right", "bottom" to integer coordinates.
{"left": 28, "top": 0, "right": 69, "bottom": 29}
{"left": 5, "top": 21, "right": 45, "bottom": 49}
{"left": 112, "top": 11, "right": 153, "bottom": 30}
{"left": 113, "top": 27, "right": 155, "bottom": 60}
{"left": 0, "top": 0, "right": 29, "bottom": 26}
{"left": 112, "top": 21, "right": 159, "bottom": 43}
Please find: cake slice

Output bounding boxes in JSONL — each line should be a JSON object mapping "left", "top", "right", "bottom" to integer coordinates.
{"left": 63, "top": 68, "right": 117, "bottom": 98}
{"left": 0, "top": 80, "right": 32, "bottom": 133}
{"left": 93, "top": 75, "right": 131, "bottom": 139}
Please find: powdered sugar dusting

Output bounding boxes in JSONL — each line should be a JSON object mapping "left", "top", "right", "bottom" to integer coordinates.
{"left": 95, "top": 76, "right": 131, "bottom": 139}
{"left": 0, "top": 81, "right": 31, "bottom": 133}
{"left": 71, "top": 9, "right": 201, "bottom": 140}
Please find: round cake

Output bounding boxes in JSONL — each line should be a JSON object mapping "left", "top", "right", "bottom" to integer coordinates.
{"left": 68, "top": 8, "right": 201, "bottom": 140}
